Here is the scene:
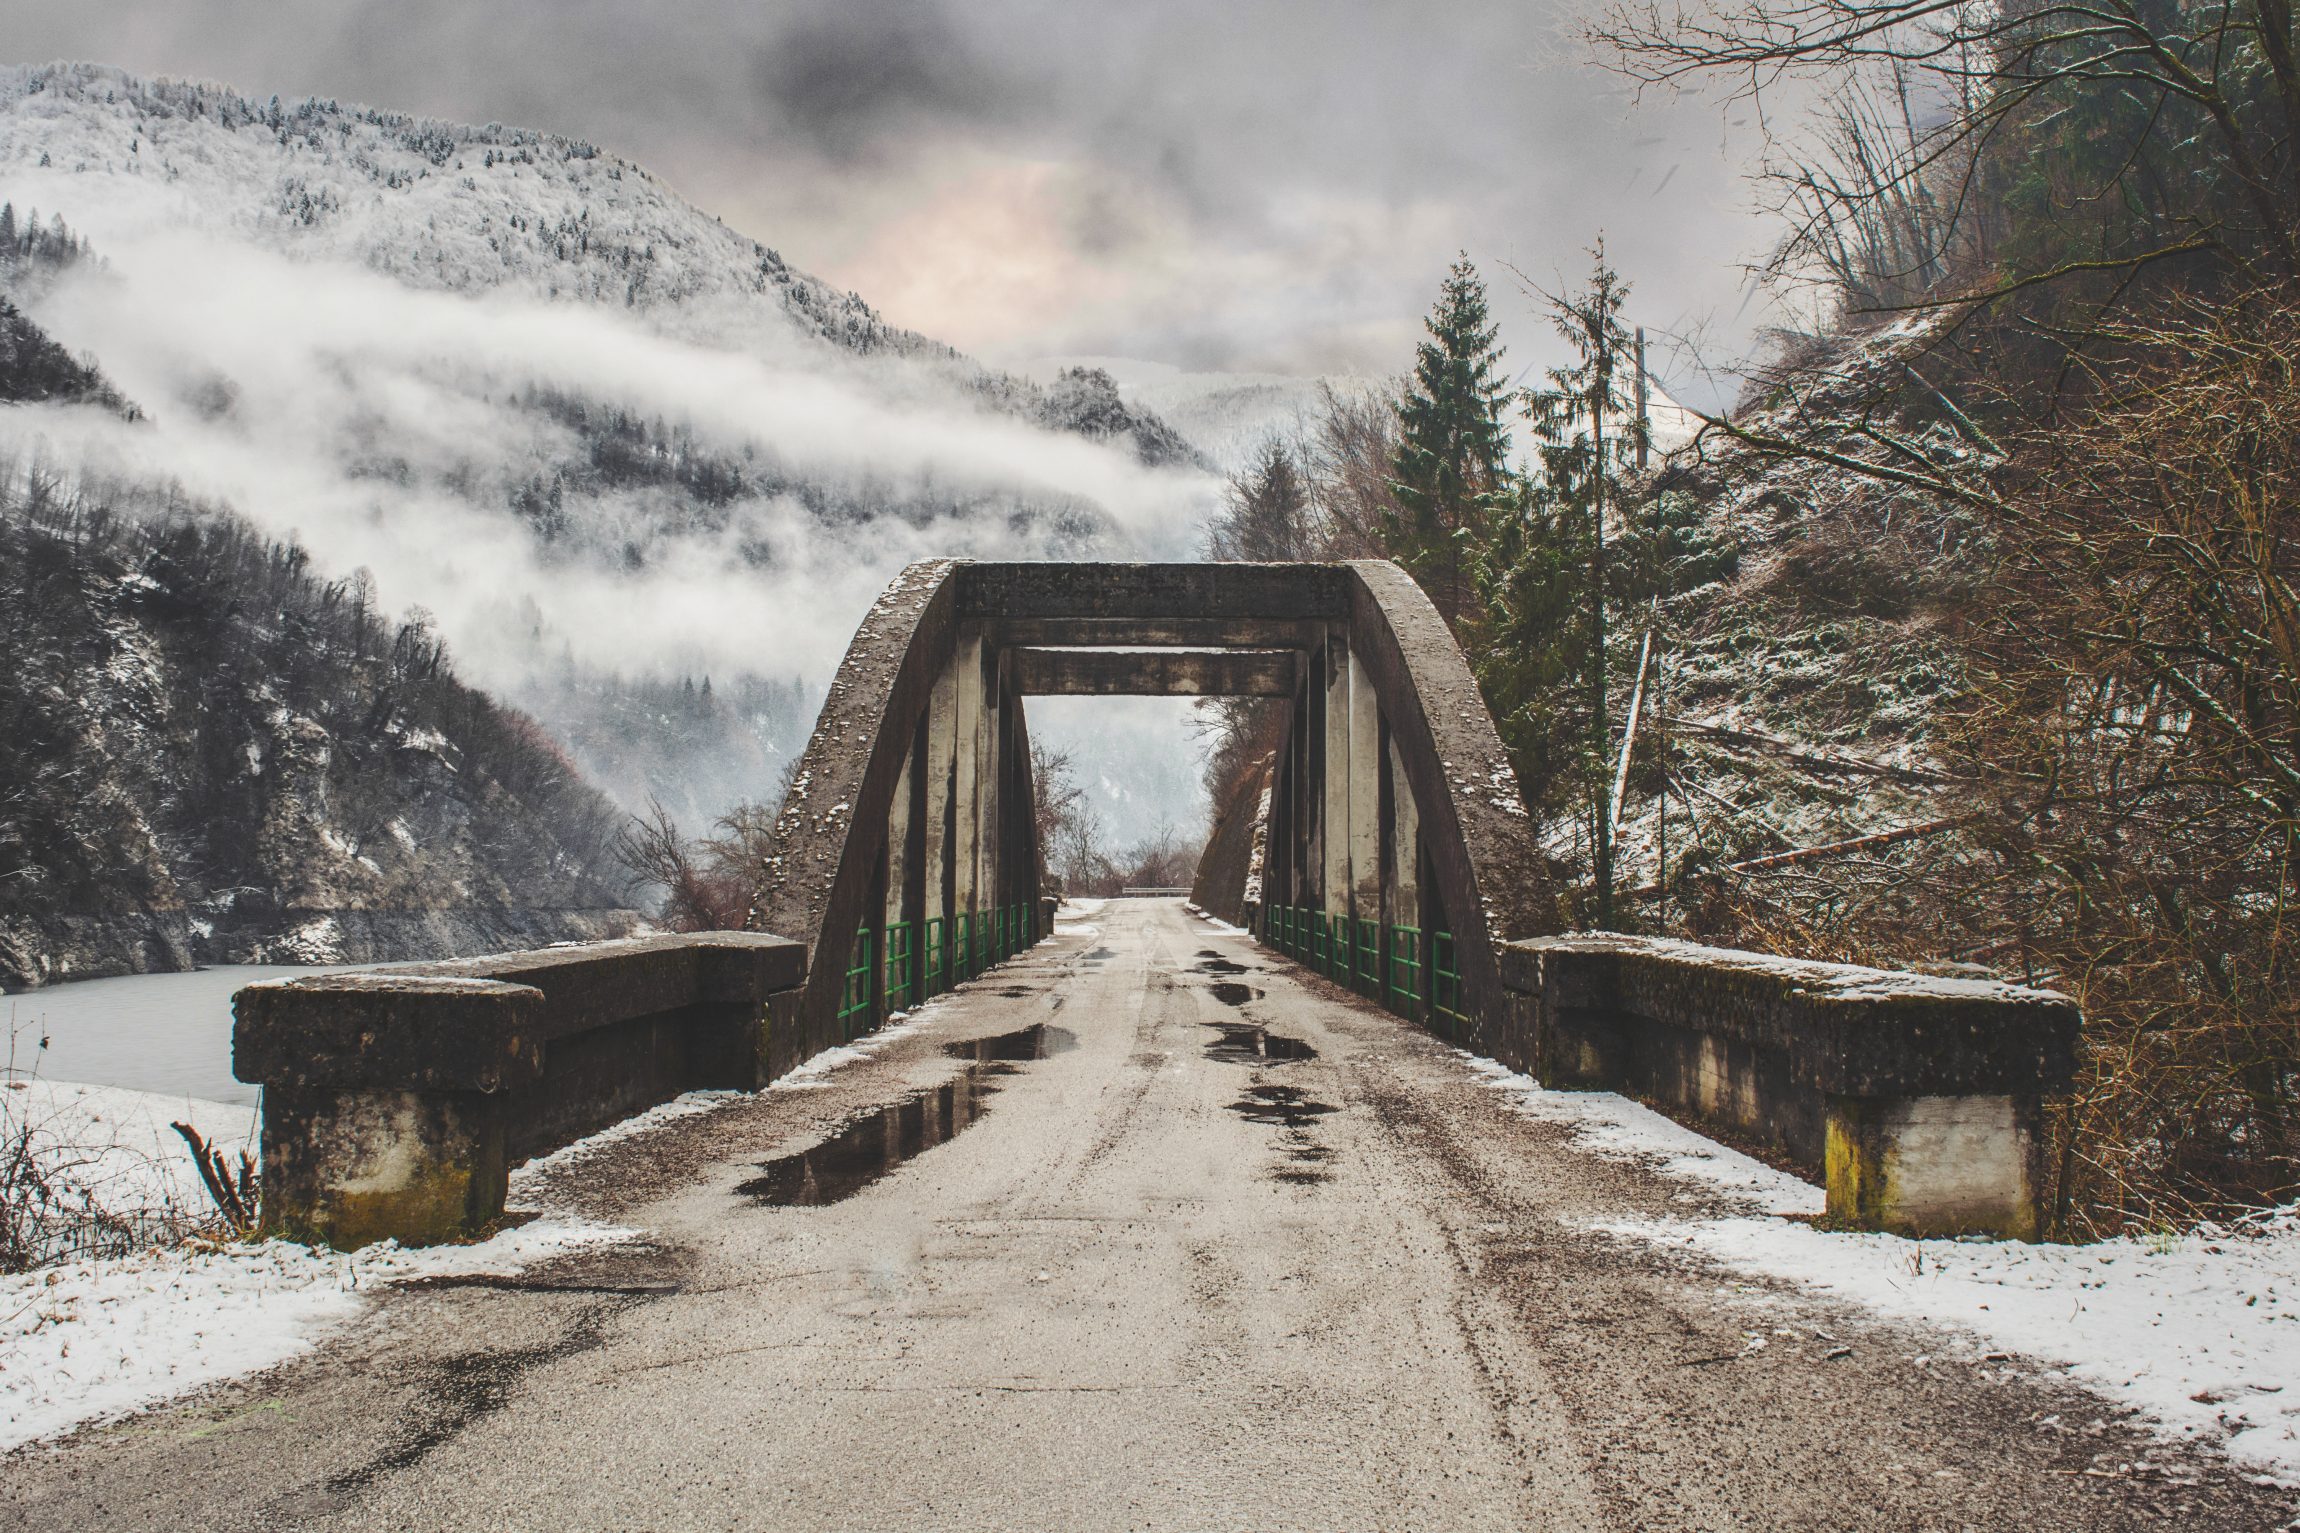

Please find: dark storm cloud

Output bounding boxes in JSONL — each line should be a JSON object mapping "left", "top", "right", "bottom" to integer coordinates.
{"left": 0, "top": 0, "right": 1782, "bottom": 395}
{"left": 751, "top": 0, "right": 1037, "bottom": 161}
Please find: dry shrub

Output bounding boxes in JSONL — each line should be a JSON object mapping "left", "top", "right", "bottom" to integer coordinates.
{"left": 1698, "top": 290, "right": 2300, "bottom": 1235}
{"left": 612, "top": 797, "right": 771, "bottom": 932}
{"left": 1956, "top": 290, "right": 2300, "bottom": 1232}
{"left": 0, "top": 1055, "right": 234, "bottom": 1272}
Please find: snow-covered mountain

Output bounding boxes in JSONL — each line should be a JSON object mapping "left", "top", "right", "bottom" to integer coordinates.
{"left": 0, "top": 65, "right": 943, "bottom": 362}
{"left": 0, "top": 62, "right": 1224, "bottom": 844}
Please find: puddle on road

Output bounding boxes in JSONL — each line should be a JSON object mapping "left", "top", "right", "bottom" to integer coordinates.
{"left": 1227, "top": 1083, "right": 1338, "bottom": 1127}
{"left": 1208, "top": 982, "right": 1260, "bottom": 1007}
{"left": 739, "top": 1026, "right": 1071, "bottom": 1207}
{"left": 1192, "top": 957, "right": 1249, "bottom": 975}
{"left": 1082, "top": 946, "right": 1116, "bottom": 964}
{"left": 1203, "top": 1022, "right": 1316, "bottom": 1065}
{"left": 1228, "top": 1085, "right": 1340, "bottom": 1186}
{"left": 945, "top": 1023, "right": 1077, "bottom": 1064}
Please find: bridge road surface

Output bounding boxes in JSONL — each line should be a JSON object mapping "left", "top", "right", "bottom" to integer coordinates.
{"left": 7, "top": 901, "right": 2289, "bottom": 1531}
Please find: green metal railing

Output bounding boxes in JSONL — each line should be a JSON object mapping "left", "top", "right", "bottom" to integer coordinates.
{"left": 837, "top": 928, "right": 875, "bottom": 1037}
{"left": 884, "top": 922, "right": 915, "bottom": 1011}
{"left": 837, "top": 901, "right": 1040, "bottom": 1044}
{"left": 1388, "top": 924, "right": 1422, "bottom": 1020}
{"left": 1254, "top": 905, "right": 1458, "bottom": 1032}
{"left": 1431, "top": 930, "right": 1466, "bottom": 1038}
{"left": 923, "top": 916, "right": 947, "bottom": 997}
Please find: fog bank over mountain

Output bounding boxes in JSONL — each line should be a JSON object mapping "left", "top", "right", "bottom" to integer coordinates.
{"left": 0, "top": 64, "right": 1225, "bottom": 834}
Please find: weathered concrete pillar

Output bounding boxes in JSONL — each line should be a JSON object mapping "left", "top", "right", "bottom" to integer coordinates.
{"left": 1322, "top": 634, "right": 1352, "bottom": 919}
{"left": 922, "top": 650, "right": 960, "bottom": 938}
{"left": 1496, "top": 934, "right": 2079, "bottom": 1240}
{"left": 952, "top": 632, "right": 984, "bottom": 920}
{"left": 885, "top": 736, "right": 915, "bottom": 1006}
{"left": 1346, "top": 644, "right": 1382, "bottom": 924}
{"left": 1299, "top": 672, "right": 1321, "bottom": 912}
{"left": 977, "top": 647, "right": 1002, "bottom": 928}
{"left": 1827, "top": 1095, "right": 2044, "bottom": 1241}
{"left": 1385, "top": 732, "right": 1420, "bottom": 934}
{"left": 238, "top": 976, "right": 538, "bottom": 1247}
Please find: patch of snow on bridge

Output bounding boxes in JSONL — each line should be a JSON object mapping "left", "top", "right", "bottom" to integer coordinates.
{"left": 1460, "top": 1053, "right": 1822, "bottom": 1217}
{"left": 1603, "top": 1209, "right": 2300, "bottom": 1485}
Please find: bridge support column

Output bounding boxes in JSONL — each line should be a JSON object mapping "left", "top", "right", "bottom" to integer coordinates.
{"left": 953, "top": 632, "right": 985, "bottom": 931}
{"left": 1383, "top": 729, "right": 1420, "bottom": 1007}
{"left": 1346, "top": 645, "right": 1382, "bottom": 925}
{"left": 924, "top": 648, "right": 960, "bottom": 957}
{"left": 885, "top": 739, "right": 916, "bottom": 1009}
{"left": 1321, "top": 635, "right": 1352, "bottom": 928}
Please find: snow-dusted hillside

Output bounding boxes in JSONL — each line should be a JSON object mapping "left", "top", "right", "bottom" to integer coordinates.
{"left": 0, "top": 64, "right": 939, "bottom": 361}
{"left": 1025, "top": 355, "right": 1370, "bottom": 475}
{"left": 0, "top": 63, "right": 1224, "bottom": 844}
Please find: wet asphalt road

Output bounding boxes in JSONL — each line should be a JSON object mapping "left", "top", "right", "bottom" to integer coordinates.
{"left": 5, "top": 899, "right": 2293, "bottom": 1531}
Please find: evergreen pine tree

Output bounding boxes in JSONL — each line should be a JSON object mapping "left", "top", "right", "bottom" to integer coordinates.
{"left": 1386, "top": 255, "right": 1513, "bottom": 632}
{"left": 1521, "top": 239, "right": 1642, "bottom": 927}
{"left": 1472, "top": 475, "right": 1596, "bottom": 826}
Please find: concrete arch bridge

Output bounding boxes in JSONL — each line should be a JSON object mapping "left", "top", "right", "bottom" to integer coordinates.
{"left": 748, "top": 559, "right": 1557, "bottom": 1075}
{"left": 238, "top": 558, "right": 2078, "bottom": 1255}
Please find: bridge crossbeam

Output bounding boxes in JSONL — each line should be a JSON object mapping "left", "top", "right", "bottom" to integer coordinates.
{"left": 1014, "top": 647, "right": 1298, "bottom": 697}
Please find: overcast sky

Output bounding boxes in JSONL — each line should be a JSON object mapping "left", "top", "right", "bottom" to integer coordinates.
{"left": 5, "top": 0, "right": 1783, "bottom": 401}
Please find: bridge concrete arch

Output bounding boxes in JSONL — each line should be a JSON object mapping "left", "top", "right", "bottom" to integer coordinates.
{"left": 748, "top": 559, "right": 1561, "bottom": 1071}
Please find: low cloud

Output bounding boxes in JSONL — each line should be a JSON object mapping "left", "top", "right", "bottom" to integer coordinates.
{"left": 9, "top": 219, "right": 1216, "bottom": 703}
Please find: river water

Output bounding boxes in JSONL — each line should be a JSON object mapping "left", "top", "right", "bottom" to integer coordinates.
{"left": 0, "top": 967, "right": 350, "bottom": 1106}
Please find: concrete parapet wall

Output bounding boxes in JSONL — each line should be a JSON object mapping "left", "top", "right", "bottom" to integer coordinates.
{"left": 1498, "top": 934, "right": 2080, "bottom": 1239}
{"left": 235, "top": 932, "right": 803, "bottom": 1248}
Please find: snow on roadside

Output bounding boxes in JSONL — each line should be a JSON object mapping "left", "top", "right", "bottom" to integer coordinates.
{"left": 1602, "top": 1208, "right": 2300, "bottom": 1483}
{"left": 1460, "top": 1053, "right": 1822, "bottom": 1217}
{"left": 0, "top": 1215, "right": 632, "bottom": 1454}
{"left": 1, "top": 1009, "right": 959, "bottom": 1454}
{"left": 764, "top": 1001, "right": 944, "bottom": 1091}
{"left": 1185, "top": 904, "right": 1249, "bottom": 938}
{"left": 1054, "top": 897, "right": 1104, "bottom": 939}
{"left": 1458, "top": 1052, "right": 2300, "bottom": 1484}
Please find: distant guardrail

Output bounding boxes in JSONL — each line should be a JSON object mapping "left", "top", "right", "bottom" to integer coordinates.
{"left": 1118, "top": 887, "right": 1192, "bottom": 897}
